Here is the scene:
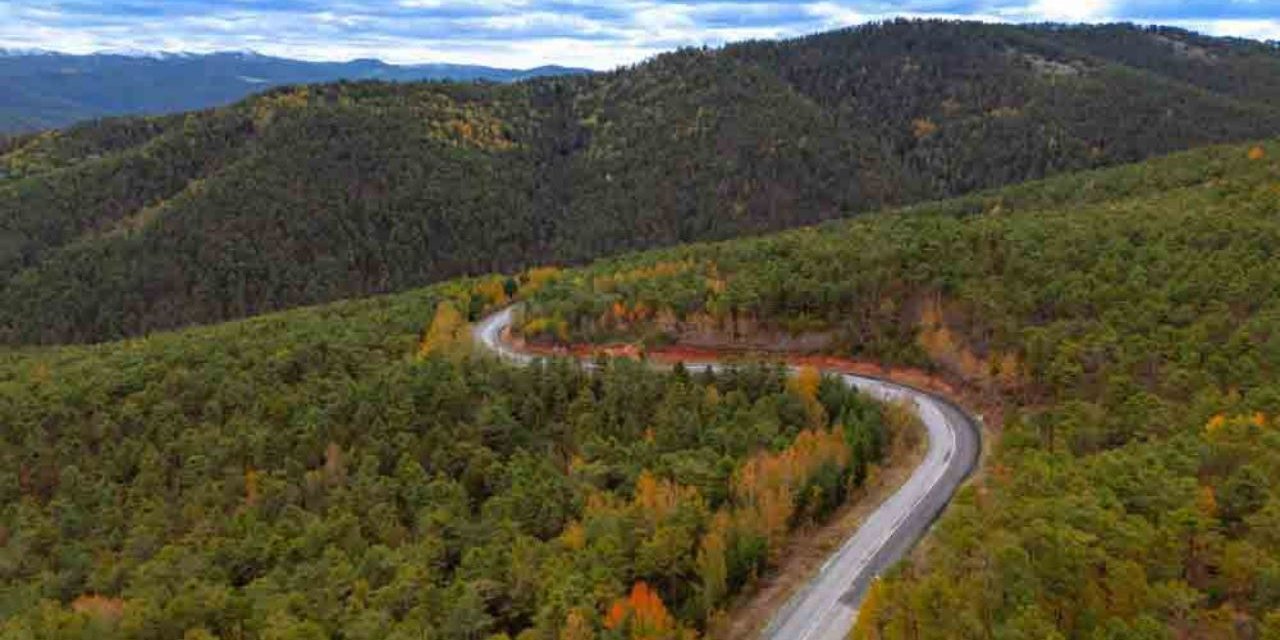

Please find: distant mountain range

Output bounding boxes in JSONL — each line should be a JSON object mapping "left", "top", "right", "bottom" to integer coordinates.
{"left": 0, "top": 49, "right": 591, "bottom": 132}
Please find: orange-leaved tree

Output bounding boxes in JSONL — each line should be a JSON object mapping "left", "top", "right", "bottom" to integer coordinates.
{"left": 604, "top": 581, "right": 680, "bottom": 639}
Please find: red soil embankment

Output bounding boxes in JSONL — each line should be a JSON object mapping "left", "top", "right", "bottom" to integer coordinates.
{"left": 504, "top": 328, "right": 1006, "bottom": 433}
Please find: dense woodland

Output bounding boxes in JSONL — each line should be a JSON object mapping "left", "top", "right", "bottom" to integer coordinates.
{"left": 7, "top": 18, "right": 1280, "bottom": 640}
{"left": 4, "top": 21, "right": 1280, "bottom": 344}
{"left": 517, "top": 138, "right": 1280, "bottom": 638}
{"left": 0, "top": 275, "right": 895, "bottom": 639}
{"left": 5, "top": 133, "right": 1280, "bottom": 640}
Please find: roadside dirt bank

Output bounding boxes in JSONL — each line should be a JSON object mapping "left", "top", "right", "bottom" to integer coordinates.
{"left": 499, "top": 329, "right": 1006, "bottom": 638}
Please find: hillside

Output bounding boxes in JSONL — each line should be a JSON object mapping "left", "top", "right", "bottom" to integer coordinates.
{"left": 4, "top": 134, "right": 1279, "bottom": 639}
{"left": 5, "top": 21, "right": 1280, "bottom": 345}
{"left": 0, "top": 50, "right": 589, "bottom": 133}
{"left": 517, "top": 138, "right": 1280, "bottom": 638}
{"left": 0, "top": 274, "right": 897, "bottom": 639}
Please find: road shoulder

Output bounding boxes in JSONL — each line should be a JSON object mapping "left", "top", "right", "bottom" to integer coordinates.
{"left": 718, "top": 410, "right": 927, "bottom": 639}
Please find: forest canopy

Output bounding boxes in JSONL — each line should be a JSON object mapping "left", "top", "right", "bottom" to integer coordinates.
{"left": 5, "top": 133, "right": 1280, "bottom": 639}
{"left": 4, "top": 21, "right": 1280, "bottom": 344}
{"left": 0, "top": 274, "right": 896, "bottom": 639}
{"left": 515, "top": 137, "right": 1280, "bottom": 639}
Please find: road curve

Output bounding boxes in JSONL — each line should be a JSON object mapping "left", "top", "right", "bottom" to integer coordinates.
{"left": 472, "top": 306, "right": 982, "bottom": 640}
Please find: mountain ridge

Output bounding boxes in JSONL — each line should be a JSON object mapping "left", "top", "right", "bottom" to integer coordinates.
{"left": 0, "top": 49, "right": 592, "bottom": 132}
{"left": 4, "top": 19, "right": 1280, "bottom": 345}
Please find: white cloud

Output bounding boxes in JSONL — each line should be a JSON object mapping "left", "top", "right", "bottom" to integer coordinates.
{"left": 1025, "top": 0, "right": 1115, "bottom": 21}
{"left": 468, "top": 11, "right": 609, "bottom": 36}
{"left": 1, "top": 0, "right": 1278, "bottom": 70}
{"left": 1188, "top": 18, "right": 1280, "bottom": 41}
{"left": 805, "top": 2, "right": 867, "bottom": 29}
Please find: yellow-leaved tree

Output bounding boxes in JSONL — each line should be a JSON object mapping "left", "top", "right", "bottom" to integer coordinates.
{"left": 696, "top": 510, "right": 730, "bottom": 614}
{"left": 789, "top": 366, "right": 826, "bottom": 428}
{"left": 849, "top": 579, "right": 885, "bottom": 640}
{"left": 419, "top": 300, "right": 469, "bottom": 358}
{"left": 562, "top": 609, "right": 595, "bottom": 640}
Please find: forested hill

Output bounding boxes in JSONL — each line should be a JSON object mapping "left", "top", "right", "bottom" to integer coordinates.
{"left": 0, "top": 50, "right": 589, "bottom": 133}
{"left": 4, "top": 20, "right": 1280, "bottom": 345}
{"left": 3, "top": 136, "right": 1280, "bottom": 639}
{"left": 516, "top": 137, "right": 1280, "bottom": 638}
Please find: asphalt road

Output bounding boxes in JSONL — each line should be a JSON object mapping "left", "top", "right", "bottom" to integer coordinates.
{"left": 472, "top": 306, "right": 982, "bottom": 640}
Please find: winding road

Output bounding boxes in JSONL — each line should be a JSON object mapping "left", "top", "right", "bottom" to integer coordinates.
{"left": 473, "top": 306, "right": 982, "bottom": 640}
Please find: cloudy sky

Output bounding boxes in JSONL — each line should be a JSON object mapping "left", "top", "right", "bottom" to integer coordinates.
{"left": 1, "top": 1, "right": 1277, "bottom": 70}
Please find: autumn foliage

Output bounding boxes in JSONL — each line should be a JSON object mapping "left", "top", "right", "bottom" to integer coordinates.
{"left": 520, "top": 266, "right": 563, "bottom": 296}
{"left": 916, "top": 296, "right": 1021, "bottom": 390}
{"left": 634, "top": 470, "right": 697, "bottom": 526}
{"left": 472, "top": 276, "right": 509, "bottom": 307}
{"left": 850, "top": 579, "right": 885, "bottom": 640}
{"left": 419, "top": 300, "right": 468, "bottom": 357}
{"left": 733, "top": 427, "right": 851, "bottom": 546}
{"left": 605, "top": 582, "right": 678, "bottom": 639}
{"left": 539, "top": 365, "right": 889, "bottom": 637}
